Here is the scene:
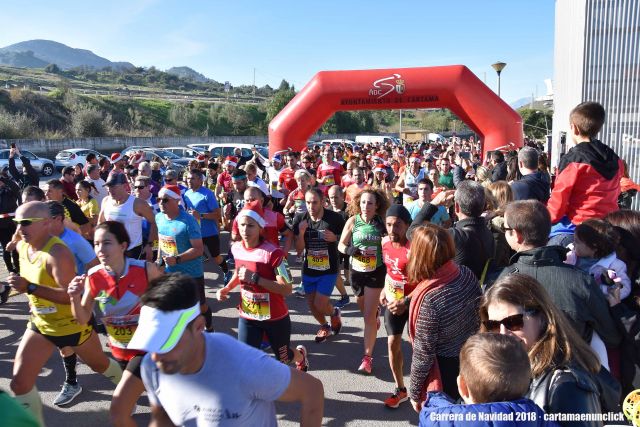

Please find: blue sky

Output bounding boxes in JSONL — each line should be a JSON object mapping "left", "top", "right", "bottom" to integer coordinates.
{"left": 2, "top": 0, "right": 555, "bottom": 104}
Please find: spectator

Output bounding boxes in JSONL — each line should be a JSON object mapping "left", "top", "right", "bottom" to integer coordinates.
{"left": 548, "top": 102, "right": 623, "bottom": 247}
{"left": 480, "top": 274, "right": 615, "bottom": 423}
{"left": 407, "top": 224, "right": 481, "bottom": 409}
{"left": 497, "top": 200, "right": 622, "bottom": 352}
{"left": 0, "top": 169, "right": 20, "bottom": 302}
{"left": 490, "top": 151, "right": 507, "bottom": 182}
{"left": 605, "top": 209, "right": 640, "bottom": 309}
{"left": 509, "top": 147, "right": 550, "bottom": 203}
{"left": 474, "top": 165, "right": 492, "bottom": 188}
{"left": 8, "top": 146, "right": 39, "bottom": 190}
{"left": 84, "top": 164, "right": 108, "bottom": 205}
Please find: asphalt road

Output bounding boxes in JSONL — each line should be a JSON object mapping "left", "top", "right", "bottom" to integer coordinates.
{"left": 0, "top": 229, "right": 420, "bottom": 426}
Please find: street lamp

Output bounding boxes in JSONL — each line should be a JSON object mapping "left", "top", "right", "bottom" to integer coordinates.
{"left": 491, "top": 62, "right": 507, "bottom": 97}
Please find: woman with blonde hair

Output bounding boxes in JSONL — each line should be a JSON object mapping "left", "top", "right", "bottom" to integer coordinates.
{"left": 339, "top": 188, "right": 389, "bottom": 375}
{"left": 480, "top": 274, "right": 608, "bottom": 421}
{"left": 475, "top": 165, "right": 492, "bottom": 187}
{"left": 406, "top": 224, "right": 481, "bottom": 412}
{"left": 485, "top": 181, "right": 514, "bottom": 269}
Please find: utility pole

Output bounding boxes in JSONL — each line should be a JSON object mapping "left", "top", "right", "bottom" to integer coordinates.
{"left": 253, "top": 68, "right": 256, "bottom": 97}
{"left": 399, "top": 109, "right": 403, "bottom": 139}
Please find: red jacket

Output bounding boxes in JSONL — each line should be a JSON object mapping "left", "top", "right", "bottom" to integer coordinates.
{"left": 548, "top": 140, "right": 622, "bottom": 224}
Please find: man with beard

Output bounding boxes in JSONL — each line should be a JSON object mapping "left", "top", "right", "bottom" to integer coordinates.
{"left": 129, "top": 273, "right": 325, "bottom": 426}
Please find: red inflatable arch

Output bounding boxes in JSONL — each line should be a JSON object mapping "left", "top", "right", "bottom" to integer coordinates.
{"left": 268, "top": 65, "right": 523, "bottom": 157}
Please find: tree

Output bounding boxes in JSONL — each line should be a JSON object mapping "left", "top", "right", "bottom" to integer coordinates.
{"left": 266, "top": 89, "right": 296, "bottom": 122}
{"left": 44, "top": 63, "right": 61, "bottom": 74}
{"left": 278, "top": 79, "right": 291, "bottom": 92}
{"left": 70, "top": 105, "right": 108, "bottom": 137}
{"left": 519, "top": 108, "right": 552, "bottom": 140}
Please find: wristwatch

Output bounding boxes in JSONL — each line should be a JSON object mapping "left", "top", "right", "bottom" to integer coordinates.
{"left": 175, "top": 255, "right": 182, "bottom": 264}
{"left": 26, "top": 283, "right": 38, "bottom": 295}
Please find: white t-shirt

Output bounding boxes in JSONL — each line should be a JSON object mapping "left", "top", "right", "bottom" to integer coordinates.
{"left": 85, "top": 177, "right": 108, "bottom": 206}
{"left": 141, "top": 332, "right": 291, "bottom": 427}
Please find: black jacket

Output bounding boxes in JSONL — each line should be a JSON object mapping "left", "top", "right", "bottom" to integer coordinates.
{"left": 491, "top": 160, "right": 507, "bottom": 182}
{"left": 8, "top": 155, "right": 39, "bottom": 189}
{"left": 510, "top": 171, "right": 550, "bottom": 203}
{"left": 449, "top": 217, "right": 495, "bottom": 280}
{"left": 498, "top": 246, "right": 622, "bottom": 346}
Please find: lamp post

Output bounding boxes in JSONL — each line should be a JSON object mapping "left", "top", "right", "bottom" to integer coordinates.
{"left": 491, "top": 62, "right": 507, "bottom": 98}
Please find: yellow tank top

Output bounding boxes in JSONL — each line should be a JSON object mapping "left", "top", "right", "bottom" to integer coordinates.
{"left": 18, "top": 236, "right": 84, "bottom": 336}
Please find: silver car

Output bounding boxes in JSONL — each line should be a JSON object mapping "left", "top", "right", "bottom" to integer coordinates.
{"left": 0, "top": 149, "right": 55, "bottom": 176}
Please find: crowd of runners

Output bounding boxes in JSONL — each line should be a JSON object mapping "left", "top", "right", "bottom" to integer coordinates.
{"left": 1, "top": 100, "right": 640, "bottom": 426}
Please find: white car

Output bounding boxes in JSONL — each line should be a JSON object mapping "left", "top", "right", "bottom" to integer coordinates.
{"left": 207, "top": 143, "right": 268, "bottom": 160}
{"left": 186, "top": 144, "right": 210, "bottom": 152}
{"left": 164, "top": 146, "right": 203, "bottom": 158}
{"left": 0, "top": 149, "right": 55, "bottom": 176}
{"left": 55, "top": 148, "right": 107, "bottom": 170}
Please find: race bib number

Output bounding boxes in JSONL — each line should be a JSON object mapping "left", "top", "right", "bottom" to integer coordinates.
{"left": 240, "top": 289, "right": 271, "bottom": 321}
{"left": 307, "top": 249, "right": 330, "bottom": 271}
{"left": 31, "top": 303, "right": 58, "bottom": 315}
{"left": 271, "top": 181, "right": 278, "bottom": 191}
{"left": 385, "top": 276, "right": 406, "bottom": 301}
{"left": 404, "top": 196, "right": 414, "bottom": 204}
{"left": 103, "top": 315, "right": 139, "bottom": 348}
{"left": 159, "top": 235, "right": 178, "bottom": 256}
{"left": 324, "top": 175, "right": 335, "bottom": 186}
{"left": 352, "top": 247, "right": 377, "bottom": 272}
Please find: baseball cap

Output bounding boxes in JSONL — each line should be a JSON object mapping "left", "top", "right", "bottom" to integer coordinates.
{"left": 103, "top": 173, "right": 127, "bottom": 186}
{"left": 273, "top": 154, "right": 282, "bottom": 163}
{"left": 127, "top": 302, "right": 200, "bottom": 354}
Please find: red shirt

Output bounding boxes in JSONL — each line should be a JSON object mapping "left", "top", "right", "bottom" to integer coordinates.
{"left": 232, "top": 208, "right": 287, "bottom": 246}
{"left": 278, "top": 167, "right": 298, "bottom": 193}
{"left": 87, "top": 259, "right": 147, "bottom": 361}
{"left": 381, "top": 237, "right": 415, "bottom": 300}
{"left": 217, "top": 171, "right": 234, "bottom": 193}
{"left": 61, "top": 179, "right": 78, "bottom": 200}
{"left": 231, "top": 241, "right": 288, "bottom": 321}
{"left": 317, "top": 161, "right": 343, "bottom": 187}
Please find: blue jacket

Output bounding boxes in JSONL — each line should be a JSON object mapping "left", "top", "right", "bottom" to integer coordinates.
{"left": 419, "top": 392, "right": 559, "bottom": 427}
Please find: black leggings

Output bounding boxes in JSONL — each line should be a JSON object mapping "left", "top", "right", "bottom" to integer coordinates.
{"left": 238, "top": 315, "right": 294, "bottom": 363}
{"left": 0, "top": 221, "right": 18, "bottom": 273}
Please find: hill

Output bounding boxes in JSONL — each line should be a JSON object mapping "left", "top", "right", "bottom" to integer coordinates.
{"left": 0, "top": 50, "right": 49, "bottom": 68}
{"left": 0, "top": 40, "right": 134, "bottom": 70}
{"left": 166, "top": 66, "right": 209, "bottom": 83}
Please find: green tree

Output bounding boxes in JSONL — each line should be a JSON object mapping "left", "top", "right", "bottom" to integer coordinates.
{"left": 519, "top": 108, "right": 552, "bottom": 140}
{"left": 44, "top": 63, "right": 61, "bottom": 74}
{"left": 278, "top": 79, "right": 291, "bottom": 92}
{"left": 266, "top": 89, "right": 296, "bottom": 122}
{"left": 70, "top": 105, "right": 109, "bottom": 137}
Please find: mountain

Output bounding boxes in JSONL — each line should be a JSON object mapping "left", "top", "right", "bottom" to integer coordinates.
{"left": 0, "top": 50, "right": 49, "bottom": 68}
{"left": 510, "top": 97, "right": 534, "bottom": 109}
{"left": 166, "top": 66, "right": 209, "bottom": 83}
{"left": 0, "top": 40, "right": 134, "bottom": 70}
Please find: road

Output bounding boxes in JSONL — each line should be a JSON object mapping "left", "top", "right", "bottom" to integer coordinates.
{"left": 0, "top": 226, "right": 419, "bottom": 426}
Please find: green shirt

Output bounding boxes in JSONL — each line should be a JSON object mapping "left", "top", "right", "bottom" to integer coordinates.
{"left": 438, "top": 172, "right": 454, "bottom": 189}
{"left": 351, "top": 214, "right": 385, "bottom": 272}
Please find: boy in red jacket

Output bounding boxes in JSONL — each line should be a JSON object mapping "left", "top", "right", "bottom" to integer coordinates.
{"left": 548, "top": 102, "right": 623, "bottom": 246}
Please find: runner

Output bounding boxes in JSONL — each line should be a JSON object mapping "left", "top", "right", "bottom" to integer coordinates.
{"left": 68, "top": 221, "right": 163, "bottom": 426}
{"left": 155, "top": 185, "right": 213, "bottom": 332}
{"left": 338, "top": 189, "right": 389, "bottom": 374}
{"left": 379, "top": 205, "right": 414, "bottom": 408}
{"left": 344, "top": 166, "right": 369, "bottom": 203}
{"left": 284, "top": 169, "right": 313, "bottom": 219}
{"left": 221, "top": 169, "right": 248, "bottom": 231}
{"left": 127, "top": 274, "right": 324, "bottom": 426}
{"left": 44, "top": 179, "right": 91, "bottom": 237}
{"left": 327, "top": 185, "right": 351, "bottom": 308}
{"left": 7, "top": 201, "right": 122, "bottom": 425}
{"left": 216, "top": 201, "right": 309, "bottom": 371}
{"left": 395, "top": 153, "right": 426, "bottom": 207}
{"left": 98, "top": 173, "right": 157, "bottom": 261}
{"left": 266, "top": 153, "right": 285, "bottom": 213}
{"left": 215, "top": 155, "right": 237, "bottom": 201}
{"left": 183, "top": 168, "right": 231, "bottom": 284}
{"left": 293, "top": 188, "right": 344, "bottom": 342}
{"left": 316, "top": 146, "right": 343, "bottom": 188}
{"left": 407, "top": 178, "right": 452, "bottom": 227}
{"left": 278, "top": 151, "right": 300, "bottom": 202}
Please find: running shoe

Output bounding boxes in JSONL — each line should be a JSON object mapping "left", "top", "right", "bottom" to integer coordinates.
{"left": 53, "top": 382, "right": 82, "bottom": 406}
{"left": 0, "top": 284, "right": 10, "bottom": 304}
{"left": 295, "top": 345, "right": 309, "bottom": 372}
{"left": 376, "top": 305, "right": 381, "bottom": 331}
{"left": 383, "top": 387, "right": 408, "bottom": 408}
{"left": 223, "top": 271, "right": 233, "bottom": 286}
{"left": 293, "top": 285, "right": 305, "bottom": 297}
{"left": 357, "top": 355, "right": 373, "bottom": 375}
{"left": 334, "top": 294, "right": 350, "bottom": 309}
{"left": 315, "top": 324, "right": 332, "bottom": 343}
{"left": 330, "top": 307, "right": 342, "bottom": 335}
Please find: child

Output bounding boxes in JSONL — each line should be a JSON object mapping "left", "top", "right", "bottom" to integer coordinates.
{"left": 419, "top": 333, "right": 555, "bottom": 427}
{"left": 547, "top": 102, "right": 623, "bottom": 247}
{"left": 564, "top": 218, "right": 628, "bottom": 376}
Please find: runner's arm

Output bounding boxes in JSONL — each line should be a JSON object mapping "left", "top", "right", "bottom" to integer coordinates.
{"left": 337, "top": 217, "right": 355, "bottom": 255}
{"left": 277, "top": 368, "right": 324, "bottom": 427}
{"left": 281, "top": 228, "right": 293, "bottom": 255}
{"left": 150, "top": 404, "right": 177, "bottom": 427}
{"left": 70, "top": 275, "right": 95, "bottom": 325}
{"left": 32, "top": 243, "right": 77, "bottom": 304}
{"left": 135, "top": 198, "right": 158, "bottom": 243}
{"left": 394, "top": 174, "right": 405, "bottom": 194}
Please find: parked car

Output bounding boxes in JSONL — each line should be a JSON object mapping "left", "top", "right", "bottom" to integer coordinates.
{"left": 163, "top": 146, "right": 203, "bottom": 159}
{"left": 0, "top": 149, "right": 55, "bottom": 176}
{"left": 120, "top": 147, "right": 191, "bottom": 174}
{"left": 207, "top": 143, "right": 268, "bottom": 160}
{"left": 186, "top": 144, "right": 210, "bottom": 152}
{"left": 55, "top": 148, "right": 107, "bottom": 171}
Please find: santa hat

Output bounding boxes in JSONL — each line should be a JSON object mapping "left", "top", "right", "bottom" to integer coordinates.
{"left": 373, "top": 163, "right": 387, "bottom": 174}
{"left": 197, "top": 154, "right": 206, "bottom": 162}
{"left": 132, "top": 152, "right": 144, "bottom": 165}
{"left": 237, "top": 200, "right": 265, "bottom": 228}
{"left": 158, "top": 185, "right": 182, "bottom": 200}
{"left": 110, "top": 152, "right": 122, "bottom": 163}
{"left": 409, "top": 153, "right": 421, "bottom": 163}
{"left": 224, "top": 156, "right": 238, "bottom": 167}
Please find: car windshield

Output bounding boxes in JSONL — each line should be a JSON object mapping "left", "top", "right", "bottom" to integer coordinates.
{"left": 256, "top": 146, "right": 268, "bottom": 158}
{"left": 153, "top": 150, "right": 180, "bottom": 159}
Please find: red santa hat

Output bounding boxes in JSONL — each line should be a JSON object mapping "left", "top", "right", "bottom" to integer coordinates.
{"left": 373, "top": 163, "right": 387, "bottom": 174}
{"left": 237, "top": 200, "right": 265, "bottom": 228}
{"left": 197, "top": 154, "right": 206, "bottom": 162}
{"left": 409, "top": 153, "right": 422, "bottom": 163}
{"left": 158, "top": 185, "right": 182, "bottom": 200}
{"left": 224, "top": 156, "right": 238, "bottom": 167}
{"left": 132, "top": 152, "right": 144, "bottom": 166}
{"left": 110, "top": 152, "right": 123, "bottom": 163}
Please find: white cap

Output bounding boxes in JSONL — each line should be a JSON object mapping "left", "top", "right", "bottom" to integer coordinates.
{"left": 128, "top": 302, "right": 200, "bottom": 354}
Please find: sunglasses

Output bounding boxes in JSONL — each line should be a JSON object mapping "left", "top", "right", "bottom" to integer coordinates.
{"left": 13, "top": 217, "right": 47, "bottom": 226}
{"left": 482, "top": 310, "right": 537, "bottom": 333}
{"left": 134, "top": 185, "right": 146, "bottom": 190}
{"left": 165, "top": 178, "right": 175, "bottom": 183}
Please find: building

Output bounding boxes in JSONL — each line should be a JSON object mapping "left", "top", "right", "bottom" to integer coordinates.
{"left": 552, "top": 0, "right": 640, "bottom": 207}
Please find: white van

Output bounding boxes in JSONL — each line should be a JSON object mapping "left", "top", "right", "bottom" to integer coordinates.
{"left": 355, "top": 135, "right": 396, "bottom": 145}
{"left": 427, "top": 133, "right": 446, "bottom": 143}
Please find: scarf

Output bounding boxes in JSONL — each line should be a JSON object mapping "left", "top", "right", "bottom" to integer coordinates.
{"left": 408, "top": 260, "right": 460, "bottom": 401}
